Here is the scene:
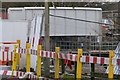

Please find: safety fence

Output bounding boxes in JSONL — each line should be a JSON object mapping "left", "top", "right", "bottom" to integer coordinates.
{"left": 0, "top": 70, "right": 37, "bottom": 79}
{"left": 1, "top": 40, "right": 120, "bottom": 79}
{"left": 19, "top": 48, "right": 120, "bottom": 66}
{"left": 2, "top": 47, "right": 119, "bottom": 66}
{"left": 0, "top": 41, "right": 19, "bottom": 65}
{"left": 13, "top": 44, "right": 118, "bottom": 79}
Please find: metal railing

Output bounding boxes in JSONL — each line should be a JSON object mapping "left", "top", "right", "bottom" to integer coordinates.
{"left": 55, "top": 41, "right": 118, "bottom": 52}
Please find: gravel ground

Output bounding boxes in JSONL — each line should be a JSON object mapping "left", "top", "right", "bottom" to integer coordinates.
{"left": 82, "top": 64, "right": 106, "bottom": 74}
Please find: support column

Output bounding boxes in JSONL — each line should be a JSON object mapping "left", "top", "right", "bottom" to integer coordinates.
{"left": 44, "top": 1, "right": 50, "bottom": 76}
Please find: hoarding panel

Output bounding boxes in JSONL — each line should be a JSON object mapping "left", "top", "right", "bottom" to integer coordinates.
{"left": 8, "top": 10, "right": 25, "bottom": 20}
{"left": 25, "top": 10, "right": 33, "bottom": 20}
{"left": 66, "top": 10, "right": 76, "bottom": 35}
{"left": 54, "top": 10, "right": 65, "bottom": 36}
{"left": 8, "top": 7, "right": 102, "bottom": 36}
{"left": 2, "top": 20, "right": 28, "bottom": 48}
{"left": 76, "top": 10, "right": 86, "bottom": 35}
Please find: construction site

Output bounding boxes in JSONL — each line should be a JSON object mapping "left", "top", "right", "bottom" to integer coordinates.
{"left": 0, "top": 1, "right": 120, "bottom": 80}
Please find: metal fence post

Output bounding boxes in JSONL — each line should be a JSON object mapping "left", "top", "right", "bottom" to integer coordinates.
{"left": 108, "top": 50, "right": 114, "bottom": 79}
{"left": 26, "top": 43, "right": 30, "bottom": 72}
{"left": 12, "top": 45, "right": 18, "bottom": 76}
{"left": 37, "top": 45, "right": 42, "bottom": 78}
{"left": 55, "top": 47, "right": 60, "bottom": 79}
{"left": 17, "top": 40, "right": 20, "bottom": 70}
{"left": 76, "top": 49, "right": 82, "bottom": 79}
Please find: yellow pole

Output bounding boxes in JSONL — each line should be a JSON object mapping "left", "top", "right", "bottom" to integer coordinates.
{"left": 17, "top": 53, "right": 20, "bottom": 70}
{"left": 76, "top": 49, "right": 82, "bottom": 79}
{"left": 17, "top": 40, "right": 20, "bottom": 70}
{"left": 12, "top": 45, "right": 18, "bottom": 76}
{"left": 26, "top": 43, "right": 30, "bottom": 72}
{"left": 37, "top": 45, "right": 42, "bottom": 78}
{"left": 108, "top": 50, "right": 114, "bottom": 80}
{"left": 55, "top": 47, "right": 60, "bottom": 79}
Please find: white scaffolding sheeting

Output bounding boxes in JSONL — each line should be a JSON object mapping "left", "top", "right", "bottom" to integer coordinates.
{"left": 29, "top": 16, "right": 42, "bottom": 50}
{"left": 106, "top": 42, "right": 120, "bottom": 74}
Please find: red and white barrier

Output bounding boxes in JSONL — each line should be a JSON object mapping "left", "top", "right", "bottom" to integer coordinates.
{"left": 0, "top": 70, "right": 37, "bottom": 79}
{"left": 25, "top": 72, "right": 37, "bottom": 79}
{"left": 0, "top": 70, "right": 24, "bottom": 77}
{"left": 1, "top": 51, "right": 13, "bottom": 62}
{"left": 19, "top": 48, "right": 37, "bottom": 55}
{"left": 2, "top": 47, "right": 120, "bottom": 66}
{"left": 39, "top": 51, "right": 120, "bottom": 65}
{"left": 80, "top": 56, "right": 109, "bottom": 64}
{"left": 0, "top": 46, "right": 13, "bottom": 65}
{"left": 112, "top": 58, "right": 120, "bottom": 66}
{"left": 18, "top": 48, "right": 120, "bottom": 65}
{"left": 19, "top": 48, "right": 26, "bottom": 54}
{"left": 19, "top": 48, "right": 78, "bottom": 61}
{"left": 40, "top": 51, "right": 55, "bottom": 58}
{"left": 59, "top": 53, "right": 78, "bottom": 61}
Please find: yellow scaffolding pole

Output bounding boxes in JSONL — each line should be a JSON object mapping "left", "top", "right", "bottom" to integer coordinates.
{"left": 76, "top": 49, "right": 82, "bottom": 79}
{"left": 26, "top": 43, "right": 30, "bottom": 72}
{"left": 55, "top": 47, "right": 60, "bottom": 79}
{"left": 16, "top": 40, "right": 20, "bottom": 70}
{"left": 12, "top": 45, "right": 18, "bottom": 76}
{"left": 108, "top": 50, "right": 114, "bottom": 80}
{"left": 37, "top": 45, "right": 42, "bottom": 78}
